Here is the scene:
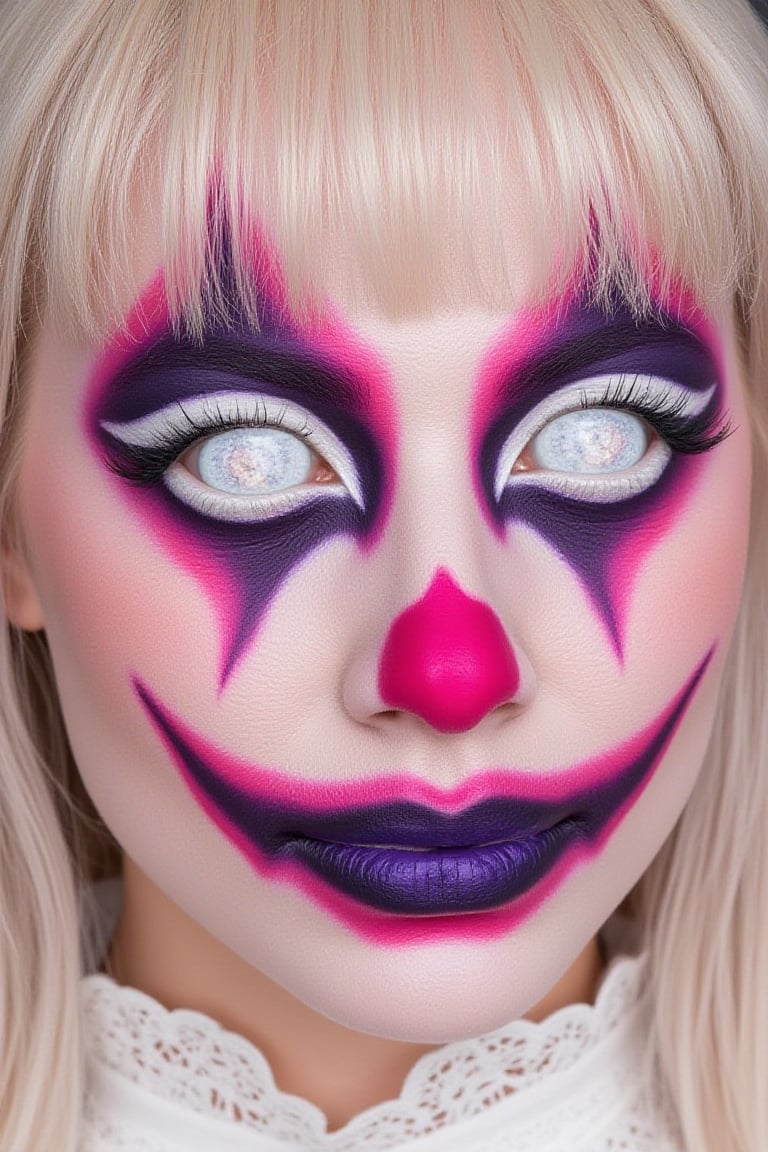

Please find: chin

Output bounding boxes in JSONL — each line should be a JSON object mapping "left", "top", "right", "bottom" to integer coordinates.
{"left": 260, "top": 926, "right": 594, "bottom": 1043}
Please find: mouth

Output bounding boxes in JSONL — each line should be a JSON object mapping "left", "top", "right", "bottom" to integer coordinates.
{"left": 268, "top": 793, "right": 580, "bottom": 913}
{"left": 133, "top": 651, "right": 710, "bottom": 926}
{"left": 284, "top": 818, "right": 580, "bottom": 914}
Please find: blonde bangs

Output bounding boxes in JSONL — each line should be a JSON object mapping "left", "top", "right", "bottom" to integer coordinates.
{"left": 10, "top": 0, "right": 768, "bottom": 340}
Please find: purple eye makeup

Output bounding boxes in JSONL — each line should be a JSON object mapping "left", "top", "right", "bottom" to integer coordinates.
{"left": 86, "top": 271, "right": 397, "bottom": 688}
{"left": 473, "top": 290, "right": 733, "bottom": 656}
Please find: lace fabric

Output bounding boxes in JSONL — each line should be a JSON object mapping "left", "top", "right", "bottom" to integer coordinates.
{"left": 79, "top": 951, "right": 684, "bottom": 1151}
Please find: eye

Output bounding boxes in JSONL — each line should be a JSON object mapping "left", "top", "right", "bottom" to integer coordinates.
{"left": 101, "top": 391, "right": 364, "bottom": 522}
{"left": 180, "top": 426, "right": 337, "bottom": 496}
{"left": 493, "top": 374, "right": 717, "bottom": 505}
{"left": 518, "top": 408, "right": 649, "bottom": 475}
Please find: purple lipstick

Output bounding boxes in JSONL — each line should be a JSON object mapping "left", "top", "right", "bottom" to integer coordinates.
{"left": 288, "top": 817, "right": 579, "bottom": 914}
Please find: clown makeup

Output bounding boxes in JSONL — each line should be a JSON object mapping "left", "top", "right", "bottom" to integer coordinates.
{"left": 89, "top": 285, "right": 394, "bottom": 687}
{"left": 13, "top": 233, "right": 751, "bottom": 1042}
{"left": 474, "top": 292, "right": 732, "bottom": 656}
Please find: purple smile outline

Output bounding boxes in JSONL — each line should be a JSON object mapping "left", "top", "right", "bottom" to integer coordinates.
{"left": 133, "top": 648, "right": 712, "bottom": 916}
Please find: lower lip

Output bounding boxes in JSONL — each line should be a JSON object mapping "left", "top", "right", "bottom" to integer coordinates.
{"left": 285, "top": 818, "right": 581, "bottom": 915}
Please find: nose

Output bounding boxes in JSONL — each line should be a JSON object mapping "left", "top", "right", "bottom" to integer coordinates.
{"left": 377, "top": 568, "right": 520, "bottom": 733}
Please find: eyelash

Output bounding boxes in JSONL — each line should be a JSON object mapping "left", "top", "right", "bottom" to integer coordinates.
{"left": 491, "top": 370, "right": 734, "bottom": 505}
{"left": 103, "top": 399, "right": 314, "bottom": 487}
{"left": 584, "top": 374, "right": 733, "bottom": 454}
{"left": 101, "top": 373, "right": 732, "bottom": 510}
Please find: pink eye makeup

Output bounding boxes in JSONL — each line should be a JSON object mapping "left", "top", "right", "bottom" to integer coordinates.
{"left": 475, "top": 295, "right": 733, "bottom": 655}
{"left": 88, "top": 280, "right": 395, "bottom": 687}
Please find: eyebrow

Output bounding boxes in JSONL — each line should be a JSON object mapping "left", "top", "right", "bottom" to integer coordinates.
{"left": 91, "top": 327, "right": 376, "bottom": 429}
{"left": 487, "top": 299, "right": 721, "bottom": 416}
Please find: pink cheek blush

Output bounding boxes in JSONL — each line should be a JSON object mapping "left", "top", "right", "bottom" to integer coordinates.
{"left": 605, "top": 459, "right": 704, "bottom": 643}
{"left": 378, "top": 568, "right": 520, "bottom": 732}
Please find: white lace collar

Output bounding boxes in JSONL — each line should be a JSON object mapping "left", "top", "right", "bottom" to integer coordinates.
{"left": 80, "top": 949, "right": 654, "bottom": 1151}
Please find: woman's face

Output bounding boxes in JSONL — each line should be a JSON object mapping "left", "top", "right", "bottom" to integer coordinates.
{"left": 8, "top": 214, "right": 751, "bottom": 1041}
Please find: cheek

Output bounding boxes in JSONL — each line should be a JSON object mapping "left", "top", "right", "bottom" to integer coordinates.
{"left": 620, "top": 430, "right": 751, "bottom": 677}
{"left": 15, "top": 400, "right": 363, "bottom": 779}
{"left": 491, "top": 457, "right": 727, "bottom": 663}
{"left": 16, "top": 410, "right": 222, "bottom": 738}
{"left": 116, "top": 488, "right": 364, "bottom": 691}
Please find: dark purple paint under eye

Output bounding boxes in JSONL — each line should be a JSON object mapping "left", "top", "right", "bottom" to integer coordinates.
{"left": 474, "top": 295, "right": 725, "bottom": 656}
{"left": 87, "top": 276, "right": 395, "bottom": 688}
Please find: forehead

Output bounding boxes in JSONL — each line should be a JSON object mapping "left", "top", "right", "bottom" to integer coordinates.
{"left": 118, "top": 160, "right": 544, "bottom": 336}
{"left": 101, "top": 172, "right": 733, "bottom": 374}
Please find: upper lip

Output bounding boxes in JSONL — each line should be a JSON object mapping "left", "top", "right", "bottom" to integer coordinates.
{"left": 281, "top": 798, "right": 573, "bottom": 850}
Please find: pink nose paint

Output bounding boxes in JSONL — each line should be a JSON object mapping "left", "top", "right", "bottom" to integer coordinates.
{"left": 378, "top": 569, "right": 520, "bottom": 733}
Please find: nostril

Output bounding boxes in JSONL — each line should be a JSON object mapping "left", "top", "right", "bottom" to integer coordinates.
{"left": 378, "top": 568, "right": 520, "bottom": 734}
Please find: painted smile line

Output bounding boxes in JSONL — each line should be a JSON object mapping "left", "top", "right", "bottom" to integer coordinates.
{"left": 134, "top": 650, "right": 711, "bottom": 931}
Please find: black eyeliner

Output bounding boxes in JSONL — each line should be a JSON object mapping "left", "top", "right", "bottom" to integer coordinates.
{"left": 101, "top": 398, "right": 315, "bottom": 488}
{"left": 581, "top": 374, "right": 734, "bottom": 456}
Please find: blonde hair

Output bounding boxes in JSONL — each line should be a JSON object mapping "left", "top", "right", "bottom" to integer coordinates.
{"left": 1, "top": 1, "right": 768, "bottom": 1148}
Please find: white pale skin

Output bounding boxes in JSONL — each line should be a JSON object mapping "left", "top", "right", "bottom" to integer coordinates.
{"left": 5, "top": 216, "right": 752, "bottom": 1122}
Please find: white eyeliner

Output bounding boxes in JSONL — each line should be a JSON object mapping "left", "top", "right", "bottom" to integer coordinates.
{"left": 102, "top": 391, "right": 365, "bottom": 511}
{"left": 493, "top": 374, "right": 717, "bottom": 503}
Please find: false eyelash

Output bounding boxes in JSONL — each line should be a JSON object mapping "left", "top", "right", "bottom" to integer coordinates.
{"left": 583, "top": 374, "right": 734, "bottom": 454}
{"left": 102, "top": 399, "right": 314, "bottom": 487}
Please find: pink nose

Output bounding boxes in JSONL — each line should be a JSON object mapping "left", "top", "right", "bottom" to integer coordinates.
{"left": 378, "top": 569, "right": 520, "bottom": 733}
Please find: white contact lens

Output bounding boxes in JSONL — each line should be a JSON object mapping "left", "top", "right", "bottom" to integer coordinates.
{"left": 493, "top": 374, "right": 716, "bottom": 504}
{"left": 531, "top": 409, "right": 647, "bottom": 473}
{"left": 196, "top": 427, "right": 313, "bottom": 494}
{"left": 102, "top": 389, "right": 365, "bottom": 521}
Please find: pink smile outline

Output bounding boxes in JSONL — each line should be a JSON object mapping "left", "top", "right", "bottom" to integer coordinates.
{"left": 134, "top": 648, "right": 713, "bottom": 945}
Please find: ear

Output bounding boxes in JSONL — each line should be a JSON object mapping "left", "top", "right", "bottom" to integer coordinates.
{"left": 1, "top": 541, "right": 45, "bottom": 631}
